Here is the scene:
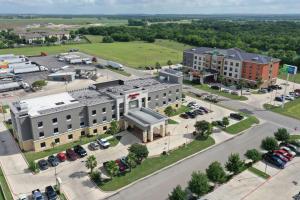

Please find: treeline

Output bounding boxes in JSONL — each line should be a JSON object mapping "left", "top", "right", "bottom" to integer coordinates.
{"left": 77, "top": 20, "right": 300, "bottom": 65}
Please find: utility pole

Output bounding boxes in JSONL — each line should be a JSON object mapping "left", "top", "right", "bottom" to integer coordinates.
{"left": 282, "top": 72, "right": 289, "bottom": 109}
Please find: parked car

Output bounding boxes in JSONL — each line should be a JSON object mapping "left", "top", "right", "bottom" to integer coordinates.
{"left": 66, "top": 148, "right": 78, "bottom": 161}
{"left": 272, "top": 152, "right": 289, "bottom": 162}
{"left": 186, "top": 111, "right": 196, "bottom": 118}
{"left": 180, "top": 113, "right": 189, "bottom": 119}
{"left": 45, "top": 186, "right": 57, "bottom": 200}
{"left": 89, "top": 141, "right": 100, "bottom": 150}
{"left": 275, "top": 96, "right": 284, "bottom": 102}
{"left": 280, "top": 143, "right": 300, "bottom": 155}
{"left": 230, "top": 113, "right": 244, "bottom": 121}
{"left": 211, "top": 85, "right": 220, "bottom": 90}
{"left": 285, "top": 95, "right": 295, "bottom": 101}
{"left": 199, "top": 106, "right": 209, "bottom": 113}
{"left": 231, "top": 91, "right": 239, "bottom": 95}
{"left": 259, "top": 88, "right": 268, "bottom": 94}
{"left": 57, "top": 152, "right": 67, "bottom": 162}
{"left": 48, "top": 155, "right": 59, "bottom": 167}
{"left": 193, "top": 109, "right": 204, "bottom": 115}
{"left": 222, "top": 89, "right": 230, "bottom": 93}
{"left": 281, "top": 146, "right": 297, "bottom": 157}
{"left": 120, "top": 156, "right": 129, "bottom": 168}
{"left": 216, "top": 120, "right": 225, "bottom": 128}
{"left": 263, "top": 153, "right": 286, "bottom": 169}
{"left": 97, "top": 138, "right": 110, "bottom": 149}
{"left": 269, "top": 85, "right": 282, "bottom": 90}
{"left": 187, "top": 102, "right": 196, "bottom": 107}
{"left": 273, "top": 149, "right": 293, "bottom": 161}
{"left": 74, "top": 145, "right": 87, "bottom": 157}
{"left": 32, "top": 189, "right": 44, "bottom": 200}
{"left": 38, "top": 159, "right": 49, "bottom": 170}
{"left": 115, "top": 159, "right": 126, "bottom": 173}
{"left": 18, "top": 194, "right": 28, "bottom": 200}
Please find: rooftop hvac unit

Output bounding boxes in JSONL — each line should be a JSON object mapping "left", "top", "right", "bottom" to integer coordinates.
{"left": 18, "top": 101, "right": 28, "bottom": 112}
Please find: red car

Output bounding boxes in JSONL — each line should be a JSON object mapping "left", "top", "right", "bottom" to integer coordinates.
{"left": 273, "top": 149, "right": 293, "bottom": 161}
{"left": 115, "top": 159, "right": 126, "bottom": 172}
{"left": 66, "top": 149, "right": 77, "bottom": 161}
{"left": 57, "top": 152, "right": 67, "bottom": 162}
{"left": 273, "top": 152, "right": 289, "bottom": 162}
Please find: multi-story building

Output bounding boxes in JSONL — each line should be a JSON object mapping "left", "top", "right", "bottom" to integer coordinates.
{"left": 183, "top": 47, "right": 280, "bottom": 87}
{"left": 10, "top": 69, "right": 183, "bottom": 152}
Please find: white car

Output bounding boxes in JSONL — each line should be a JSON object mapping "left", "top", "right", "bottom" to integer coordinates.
{"left": 285, "top": 95, "right": 295, "bottom": 101}
{"left": 97, "top": 138, "right": 110, "bottom": 149}
{"left": 281, "top": 146, "right": 296, "bottom": 157}
{"left": 222, "top": 89, "right": 230, "bottom": 93}
{"left": 18, "top": 194, "right": 29, "bottom": 200}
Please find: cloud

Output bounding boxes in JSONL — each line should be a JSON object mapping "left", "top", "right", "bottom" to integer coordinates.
{"left": 0, "top": 0, "right": 299, "bottom": 14}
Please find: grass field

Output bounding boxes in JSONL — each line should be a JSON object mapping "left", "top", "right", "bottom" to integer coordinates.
{"left": 0, "top": 167, "right": 13, "bottom": 200}
{"left": 263, "top": 98, "right": 300, "bottom": 120}
{"left": 84, "top": 35, "right": 103, "bottom": 43}
{"left": 278, "top": 72, "right": 300, "bottom": 84}
{"left": 224, "top": 116, "right": 260, "bottom": 134}
{"left": 100, "top": 136, "right": 215, "bottom": 191}
{"left": 184, "top": 80, "right": 248, "bottom": 101}
{"left": 0, "top": 40, "right": 186, "bottom": 69}
{"left": 248, "top": 167, "right": 270, "bottom": 179}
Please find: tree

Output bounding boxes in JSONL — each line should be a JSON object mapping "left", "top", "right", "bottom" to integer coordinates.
{"left": 90, "top": 170, "right": 101, "bottom": 183}
{"left": 128, "top": 143, "right": 149, "bottom": 162}
{"left": 106, "top": 120, "right": 119, "bottom": 135}
{"left": 188, "top": 171, "right": 210, "bottom": 198}
{"left": 222, "top": 117, "right": 229, "bottom": 128}
{"left": 167, "top": 60, "right": 173, "bottom": 68}
{"left": 217, "top": 75, "right": 225, "bottom": 91}
{"left": 126, "top": 152, "right": 138, "bottom": 170}
{"left": 86, "top": 155, "right": 97, "bottom": 173}
{"left": 103, "top": 36, "right": 114, "bottom": 43}
{"left": 168, "top": 185, "right": 187, "bottom": 200}
{"left": 164, "top": 106, "right": 176, "bottom": 117}
{"left": 238, "top": 79, "right": 246, "bottom": 96}
{"left": 225, "top": 153, "right": 245, "bottom": 174}
{"left": 194, "top": 120, "right": 212, "bottom": 138}
{"left": 206, "top": 161, "right": 227, "bottom": 184}
{"left": 105, "top": 160, "right": 119, "bottom": 178}
{"left": 32, "top": 80, "right": 47, "bottom": 89}
{"left": 274, "top": 128, "right": 290, "bottom": 142}
{"left": 245, "top": 149, "right": 262, "bottom": 163}
{"left": 155, "top": 62, "right": 161, "bottom": 72}
{"left": 261, "top": 136, "right": 279, "bottom": 151}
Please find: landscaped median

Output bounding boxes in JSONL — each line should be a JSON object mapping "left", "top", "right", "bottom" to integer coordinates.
{"left": 0, "top": 167, "right": 13, "bottom": 200}
{"left": 183, "top": 80, "right": 248, "bottom": 101}
{"left": 99, "top": 136, "right": 215, "bottom": 191}
{"left": 248, "top": 166, "right": 270, "bottom": 179}
{"left": 263, "top": 98, "right": 300, "bottom": 120}
{"left": 224, "top": 116, "right": 260, "bottom": 134}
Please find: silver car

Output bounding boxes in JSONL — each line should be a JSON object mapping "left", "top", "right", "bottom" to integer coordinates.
{"left": 89, "top": 141, "right": 100, "bottom": 150}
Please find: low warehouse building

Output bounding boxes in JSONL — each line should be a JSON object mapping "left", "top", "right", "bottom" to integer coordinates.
{"left": 48, "top": 72, "right": 76, "bottom": 82}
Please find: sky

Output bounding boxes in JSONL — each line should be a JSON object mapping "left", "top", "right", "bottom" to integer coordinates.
{"left": 0, "top": 0, "right": 300, "bottom": 14}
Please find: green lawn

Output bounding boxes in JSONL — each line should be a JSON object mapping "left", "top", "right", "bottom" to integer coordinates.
{"left": 264, "top": 98, "right": 300, "bottom": 120}
{"left": 184, "top": 81, "right": 248, "bottom": 101}
{"left": 154, "top": 39, "right": 193, "bottom": 51}
{"left": 84, "top": 35, "right": 103, "bottom": 43}
{"left": 106, "top": 67, "right": 131, "bottom": 77}
{"left": 224, "top": 116, "right": 260, "bottom": 134}
{"left": 172, "top": 105, "right": 191, "bottom": 116}
{"left": 24, "top": 134, "right": 120, "bottom": 163}
{"left": 168, "top": 119, "right": 179, "bottom": 124}
{"left": 100, "top": 137, "right": 215, "bottom": 191}
{"left": 0, "top": 40, "right": 184, "bottom": 69}
{"left": 248, "top": 167, "right": 270, "bottom": 179}
{"left": 0, "top": 167, "right": 13, "bottom": 200}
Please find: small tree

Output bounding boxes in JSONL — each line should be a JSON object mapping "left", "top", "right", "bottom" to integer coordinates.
{"left": 32, "top": 80, "right": 47, "bottom": 89}
{"left": 206, "top": 161, "right": 226, "bottom": 184}
{"left": 225, "top": 153, "right": 245, "bottom": 175}
{"left": 105, "top": 160, "right": 119, "bottom": 178}
{"left": 164, "top": 106, "right": 175, "bottom": 117}
{"left": 261, "top": 137, "right": 279, "bottom": 151}
{"left": 106, "top": 120, "right": 119, "bottom": 135}
{"left": 274, "top": 128, "right": 290, "bottom": 142}
{"left": 90, "top": 170, "right": 101, "bottom": 184}
{"left": 155, "top": 62, "right": 161, "bottom": 72}
{"left": 168, "top": 185, "right": 187, "bottom": 200}
{"left": 245, "top": 149, "right": 262, "bottom": 163}
{"left": 188, "top": 171, "right": 210, "bottom": 198}
{"left": 222, "top": 117, "right": 230, "bottom": 128}
{"left": 102, "top": 36, "right": 114, "bottom": 43}
{"left": 86, "top": 155, "right": 97, "bottom": 173}
{"left": 126, "top": 152, "right": 138, "bottom": 170}
{"left": 128, "top": 143, "right": 149, "bottom": 162}
{"left": 28, "top": 161, "right": 39, "bottom": 173}
{"left": 194, "top": 120, "right": 212, "bottom": 138}
{"left": 167, "top": 60, "right": 173, "bottom": 68}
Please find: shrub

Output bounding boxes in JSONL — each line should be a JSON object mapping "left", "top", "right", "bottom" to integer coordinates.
{"left": 261, "top": 137, "right": 279, "bottom": 151}
{"left": 245, "top": 149, "right": 262, "bottom": 163}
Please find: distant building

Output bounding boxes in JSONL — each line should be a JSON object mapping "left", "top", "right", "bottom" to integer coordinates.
{"left": 18, "top": 31, "right": 70, "bottom": 44}
{"left": 183, "top": 47, "right": 280, "bottom": 87}
{"left": 10, "top": 69, "right": 183, "bottom": 152}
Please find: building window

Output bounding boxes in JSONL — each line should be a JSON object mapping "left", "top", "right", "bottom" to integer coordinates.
{"left": 236, "top": 63, "right": 239, "bottom": 67}
{"left": 176, "top": 89, "right": 179, "bottom": 93}
{"left": 67, "top": 124, "right": 72, "bottom": 130}
{"left": 163, "top": 93, "right": 167, "bottom": 97}
{"left": 92, "top": 110, "right": 96, "bottom": 116}
{"left": 39, "top": 132, "right": 44, "bottom": 138}
{"left": 224, "top": 72, "right": 227, "bottom": 76}
{"left": 155, "top": 102, "right": 159, "bottom": 107}
{"left": 52, "top": 118, "right": 57, "bottom": 124}
{"left": 163, "top": 101, "right": 166, "bottom": 105}
{"left": 80, "top": 121, "right": 85, "bottom": 127}
{"left": 194, "top": 56, "right": 197, "bottom": 59}
{"left": 38, "top": 121, "right": 43, "bottom": 128}
{"left": 81, "top": 131, "right": 85, "bottom": 136}
{"left": 112, "top": 114, "right": 116, "bottom": 119}
{"left": 102, "top": 108, "right": 106, "bottom": 113}
{"left": 168, "top": 98, "right": 172, "bottom": 102}
{"left": 93, "top": 129, "right": 97, "bottom": 134}
{"left": 176, "top": 96, "right": 179, "bottom": 100}
{"left": 156, "top": 95, "right": 159, "bottom": 100}
{"left": 225, "top": 61, "right": 228, "bottom": 65}
{"left": 103, "top": 126, "right": 107, "bottom": 131}
{"left": 66, "top": 115, "right": 71, "bottom": 120}
{"left": 53, "top": 128, "right": 59, "bottom": 134}
{"left": 120, "top": 112, "right": 124, "bottom": 117}
{"left": 112, "top": 105, "right": 115, "bottom": 110}
{"left": 230, "top": 62, "right": 233, "bottom": 66}
{"left": 229, "top": 67, "right": 233, "bottom": 71}
{"left": 103, "top": 116, "right": 107, "bottom": 122}
{"left": 93, "top": 119, "right": 97, "bottom": 124}
{"left": 148, "top": 97, "right": 151, "bottom": 101}
{"left": 55, "top": 138, "right": 60, "bottom": 144}
{"left": 68, "top": 134, "right": 73, "bottom": 140}
{"left": 229, "top": 73, "right": 232, "bottom": 77}
{"left": 169, "top": 90, "right": 172, "bottom": 94}
{"left": 224, "top": 67, "right": 227, "bottom": 70}
{"left": 40, "top": 142, "right": 46, "bottom": 148}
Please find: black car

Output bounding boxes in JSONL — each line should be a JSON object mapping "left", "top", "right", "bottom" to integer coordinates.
{"left": 275, "top": 96, "right": 284, "bottom": 102}
{"left": 211, "top": 85, "right": 220, "bottom": 90}
{"left": 216, "top": 120, "right": 225, "bottom": 128}
{"left": 180, "top": 113, "right": 189, "bottom": 119}
{"left": 193, "top": 109, "right": 204, "bottom": 115}
{"left": 269, "top": 85, "right": 282, "bottom": 90}
{"left": 73, "top": 145, "right": 87, "bottom": 157}
{"left": 48, "top": 155, "right": 59, "bottom": 167}
{"left": 199, "top": 106, "right": 209, "bottom": 113}
{"left": 38, "top": 159, "right": 49, "bottom": 170}
{"left": 230, "top": 113, "right": 244, "bottom": 121}
{"left": 186, "top": 111, "right": 196, "bottom": 118}
{"left": 45, "top": 185, "right": 57, "bottom": 200}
